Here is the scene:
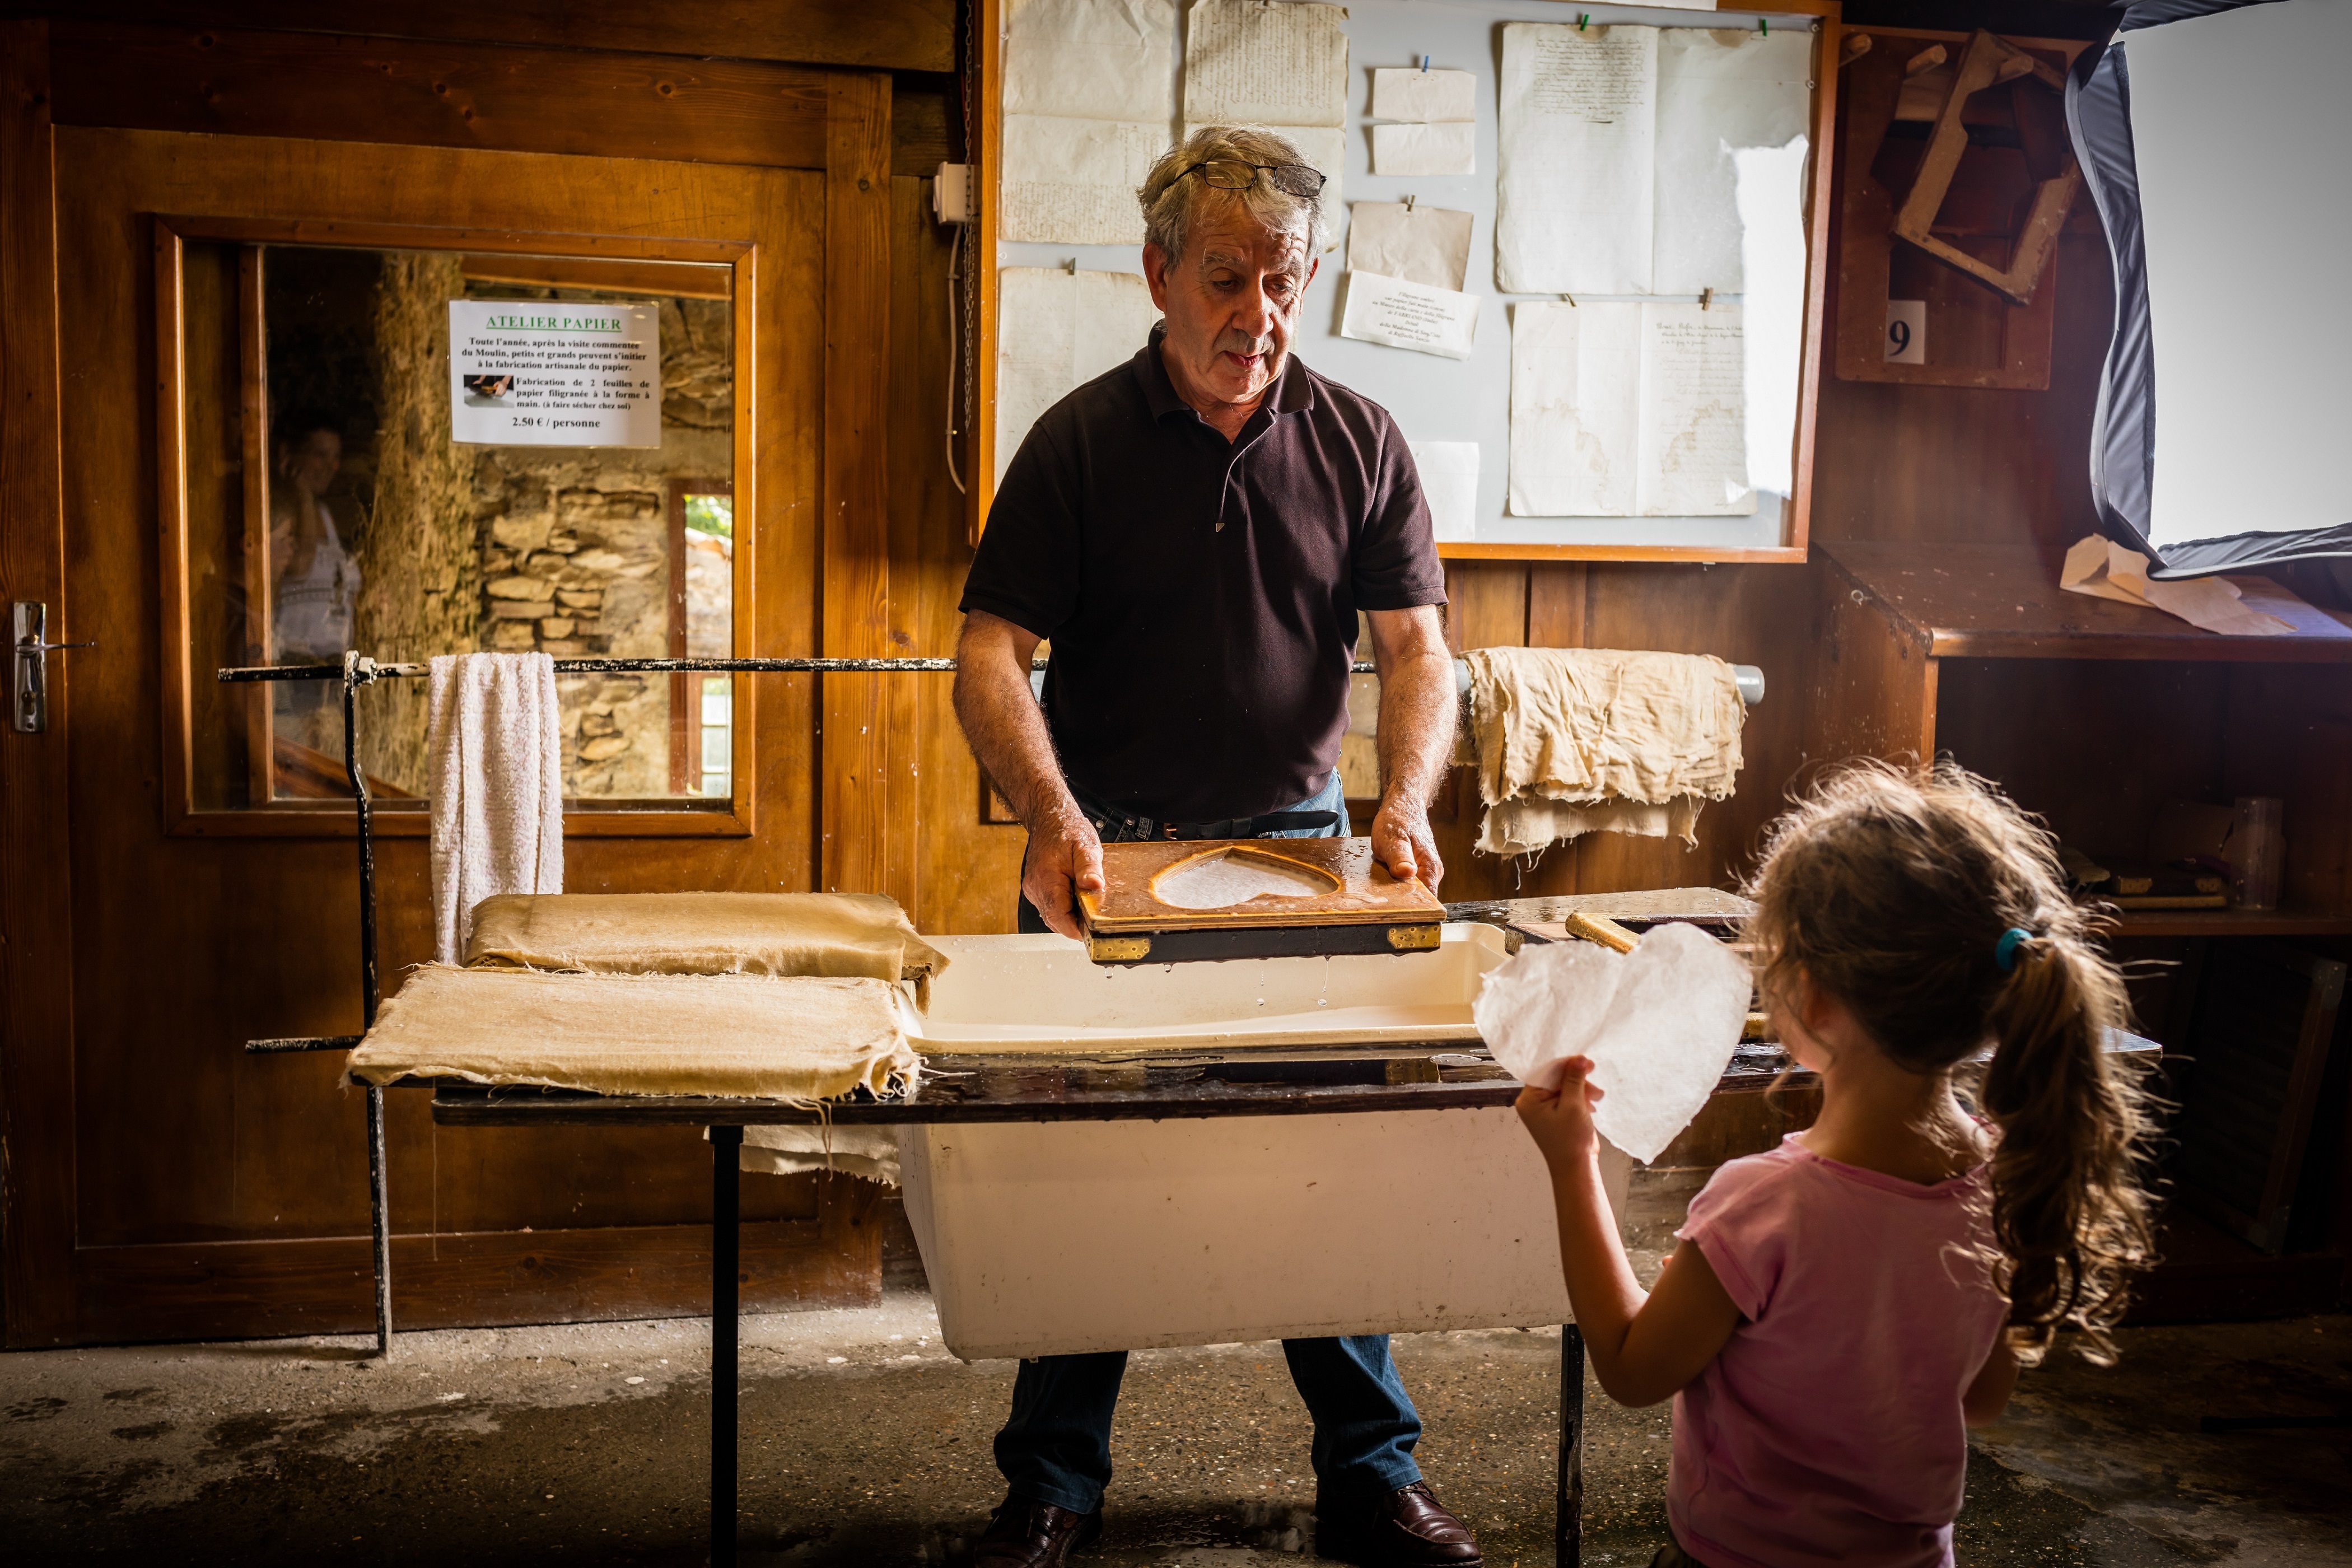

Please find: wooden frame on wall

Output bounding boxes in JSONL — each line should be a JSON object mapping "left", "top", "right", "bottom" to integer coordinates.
{"left": 965, "top": 0, "right": 1842, "bottom": 565}
{"left": 152, "top": 213, "right": 760, "bottom": 839}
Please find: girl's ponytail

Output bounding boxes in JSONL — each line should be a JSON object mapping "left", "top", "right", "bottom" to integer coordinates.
{"left": 1980, "top": 932, "right": 2157, "bottom": 1365}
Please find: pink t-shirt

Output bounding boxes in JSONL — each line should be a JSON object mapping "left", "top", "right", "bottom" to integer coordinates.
{"left": 1669, "top": 1136, "right": 2006, "bottom": 1568}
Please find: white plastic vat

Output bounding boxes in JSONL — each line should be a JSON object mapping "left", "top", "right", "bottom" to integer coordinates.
{"left": 895, "top": 926, "right": 1628, "bottom": 1360}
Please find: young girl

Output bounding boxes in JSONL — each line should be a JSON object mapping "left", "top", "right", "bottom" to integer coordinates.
{"left": 1517, "top": 763, "right": 2158, "bottom": 1568}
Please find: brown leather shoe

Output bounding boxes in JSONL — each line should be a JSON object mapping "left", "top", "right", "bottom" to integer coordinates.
{"left": 972, "top": 1495, "right": 1103, "bottom": 1567}
{"left": 1315, "top": 1481, "right": 1482, "bottom": 1566}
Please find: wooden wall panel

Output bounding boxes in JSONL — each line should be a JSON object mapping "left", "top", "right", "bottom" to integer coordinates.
{"left": 887, "top": 178, "right": 1026, "bottom": 935}
{"left": 18, "top": 0, "right": 956, "bottom": 74}
{"left": 49, "top": 21, "right": 833, "bottom": 171}
{"left": 819, "top": 73, "right": 899, "bottom": 904}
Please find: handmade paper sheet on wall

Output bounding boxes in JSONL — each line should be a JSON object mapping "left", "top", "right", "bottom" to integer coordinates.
{"left": 1183, "top": 0, "right": 1348, "bottom": 248}
{"left": 1000, "top": 0, "right": 1177, "bottom": 245}
{"left": 1509, "top": 302, "right": 1752, "bottom": 517}
{"left": 994, "top": 268, "right": 1163, "bottom": 485}
{"left": 1496, "top": 22, "right": 1812, "bottom": 295}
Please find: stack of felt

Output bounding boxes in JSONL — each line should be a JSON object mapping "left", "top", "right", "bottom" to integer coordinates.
{"left": 1463, "top": 647, "right": 1746, "bottom": 856}
{"left": 464, "top": 891, "right": 950, "bottom": 1006}
{"left": 345, "top": 965, "right": 917, "bottom": 1103}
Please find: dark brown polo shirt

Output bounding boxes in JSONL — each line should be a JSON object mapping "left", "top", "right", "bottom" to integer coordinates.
{"left": 961, "top": 327, "right": 1446, "bottom": 823}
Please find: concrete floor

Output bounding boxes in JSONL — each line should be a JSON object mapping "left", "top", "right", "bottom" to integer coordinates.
{"left": 2, "top": 1292, "right": 2346, "bottom": 1566}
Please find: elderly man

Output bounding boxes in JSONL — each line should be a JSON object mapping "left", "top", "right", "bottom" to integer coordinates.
{"left": 951, "top": 128, "right": 1476, "bottom": 1568}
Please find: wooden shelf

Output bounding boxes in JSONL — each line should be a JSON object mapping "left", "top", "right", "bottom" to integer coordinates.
{"left": 1822, "top": 540, "right": 2352, "bottom": 662}
{"left": 2104, "top": 907, "right": 2352, "bottom": 939}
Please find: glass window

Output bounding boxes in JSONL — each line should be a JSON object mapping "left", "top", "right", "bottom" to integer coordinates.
{"left": 182, "top": 242, "right": 735, "bottom": 809}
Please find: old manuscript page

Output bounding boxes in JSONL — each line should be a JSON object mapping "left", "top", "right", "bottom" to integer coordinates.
{"left": 1000, "top": 0, "right": 1176, "bottom": 244}
{"left": 1508, "top": 303, "right": 1642, "bottom": 516}
{"left": 1639, "top": 305, "right": 1753, "bottom": 516}
{"left": 1496, "top": 23, "right": 1658, "bottom": 295}
{"left": 993, "top": 268, "right": 1162, "bottom": 486}
{"left": 1183, "top": 0, "right": 1349, "bottom": 246}
{"left": 1652, "top": 28, "right": 1813, "bottom": 293}
{"left": 1508, "top": 303, "right": 1752, "bottom": 517}
{"left": 1347, "top": 201, "right": 1474, "bottom": 293}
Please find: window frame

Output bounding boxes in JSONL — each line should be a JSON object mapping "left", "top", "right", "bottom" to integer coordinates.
{"left": 155, "top": 212, "right": 759, "bottom": 839}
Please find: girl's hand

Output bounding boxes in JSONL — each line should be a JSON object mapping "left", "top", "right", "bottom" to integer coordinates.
{"left": 1516, "top": 1054, "right": 1603, "bottom": 1172}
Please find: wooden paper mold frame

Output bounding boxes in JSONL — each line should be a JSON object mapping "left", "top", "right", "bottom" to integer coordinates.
{"left": 1076, "top": 837, "right": 1446, "bottom": 964}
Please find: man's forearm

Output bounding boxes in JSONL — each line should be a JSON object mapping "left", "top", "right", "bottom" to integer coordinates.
{"left": 1375, "top": 644, "right": 1456, "bottom": 809}
{"left": 951, "top": 650, "right": 1083, "bottom": 836}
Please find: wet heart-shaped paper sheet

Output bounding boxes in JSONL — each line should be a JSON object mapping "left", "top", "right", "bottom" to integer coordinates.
{"left": 1473, "top": 921, "right": 1752, "bottom": 1163}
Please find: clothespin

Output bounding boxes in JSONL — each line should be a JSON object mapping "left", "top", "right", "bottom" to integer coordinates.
{"left": 1577, "top": 13, "right": 1589, "bottom": 31}
{"left": 1403, "top": 193, "right": 1416, "bottom": 213}
{"left": 1063, "top": 257, "right": 1077, "bottom": 275}
{"left": 1562, "top": 292, "right": 1577, "bottom": 307}
{"left": 1759, "top": 17, "right": 1769, "bottom": 35}
{"left": 1701, "top": 286, "right": 1714, "bottom": 310}
{"left": 1420, "top": 53, "right": 1430, "bottom": 73}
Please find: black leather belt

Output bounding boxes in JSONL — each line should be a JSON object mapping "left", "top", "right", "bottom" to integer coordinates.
{"left": 1164, "top": 810, "right": 1341, "bottom": 841}
{"left": 1082, "top": 807, "right": 1343, "bottom": 842}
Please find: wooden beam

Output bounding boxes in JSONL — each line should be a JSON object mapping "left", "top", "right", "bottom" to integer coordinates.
{"left": 49, "top": 20, "right": 834, "bottom": 170}
{"left": 15, "top": 0, "right": 954, "bottom": 74}
{"left": 0, "top": 17, "right": 78, "bottom": 1346}
{"left": 820, "top": 72, "right": 899, "bottom": 902}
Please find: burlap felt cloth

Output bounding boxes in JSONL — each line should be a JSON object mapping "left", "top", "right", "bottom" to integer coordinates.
{"left": 346, "top": 965, "right": 917, "bottom": 1102}
{"left": 1464, "top": 647, "right": 1744, "bottom": 855}
{"left": 464, "top": 892, "right": 950, "bottom": 1007}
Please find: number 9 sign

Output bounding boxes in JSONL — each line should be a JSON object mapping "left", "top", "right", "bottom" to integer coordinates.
{"left": 1884, "top": 300, "right": 1927, "bottom": 365}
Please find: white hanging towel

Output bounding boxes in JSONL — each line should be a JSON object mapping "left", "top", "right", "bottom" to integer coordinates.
{"left": 427, "top": 652, "right": 564, "bottom": 963}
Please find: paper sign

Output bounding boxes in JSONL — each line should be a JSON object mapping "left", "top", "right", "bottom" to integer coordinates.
{"left": 1886, "top": 299, "right": 1927, "bottom": 364}
{"left": 1348, "top": 202, "right": 1473, "bottom": 292}
{"left": 1371, "top": 67, "right": 1477, "bottom": 123}
{"left": 1409, "top": 441, "right": 1481, "bottom": 542}
{"left": 449, "top": 300, "right": 660, "bottom": 448}
{"left": 1341, "top": 272, "right": 1480, "bottom": 361}
{"left": 1373, "top": 121, "right": 1476, "bottom": 176}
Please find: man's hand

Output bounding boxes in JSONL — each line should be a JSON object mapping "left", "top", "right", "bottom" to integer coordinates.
{"left": 954, "top": 610, "right": 1101, "bottom": 941}
{"left": 1370, "top": 794, "right": 1444, "bottom": 890}
{"left": 1021, "top": 809, "right": 1105, "bottom": 942}
{"left": 1515, "top": 1054, "right": 1603, "bottom": 1175}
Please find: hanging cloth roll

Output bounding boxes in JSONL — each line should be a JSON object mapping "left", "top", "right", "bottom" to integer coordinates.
{"left": 1464, "top": 646, "right": 1746, "bottom": 855}
{"left": 427, "top": 652, "right": 565, "bottom": 963}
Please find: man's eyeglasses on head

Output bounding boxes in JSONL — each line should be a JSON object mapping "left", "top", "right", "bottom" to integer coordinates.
{"left": 1177, "top": 159, "right": 1328, "bottom": 199}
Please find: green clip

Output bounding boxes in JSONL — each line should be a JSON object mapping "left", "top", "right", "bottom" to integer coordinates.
{"left": 1577, "top": 13, "right": 1588, "bottom": 31}
{"left": 1760, "top": 17, "right": 1769, "bottom": 35}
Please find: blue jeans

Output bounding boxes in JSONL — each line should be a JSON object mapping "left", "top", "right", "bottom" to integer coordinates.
{"left": 1004, "top": 770, "right": 1424, "bottom": 1514}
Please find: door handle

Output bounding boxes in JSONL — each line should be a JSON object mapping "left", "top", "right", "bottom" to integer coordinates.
{"left": 12, "top": 602, "right": 95, "bottom": 734}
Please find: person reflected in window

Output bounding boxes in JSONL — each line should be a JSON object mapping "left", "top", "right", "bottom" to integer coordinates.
{"left": 268, "top": 410, "right": 361, "bottom": 663}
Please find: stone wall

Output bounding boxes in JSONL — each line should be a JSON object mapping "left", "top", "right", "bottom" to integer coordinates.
{"left": 350, "top": 252, "right": 482, "bottom": 796}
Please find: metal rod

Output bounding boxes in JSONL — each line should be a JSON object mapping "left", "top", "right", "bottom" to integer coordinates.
{"left": 343, "top": 653, "right": 392, "bottom": 1361}
{"left": 244, "top": 1035, "right": 364, "bottom": 1053}
{"left": 219, "top": 654, "right": 1768, "bottom": 706}
{"left": 711, "top": 1125, "right": 745, "bottom": 1568}
{"left": 1558, "top": 1324, "right": 1585, "bottom": 1567}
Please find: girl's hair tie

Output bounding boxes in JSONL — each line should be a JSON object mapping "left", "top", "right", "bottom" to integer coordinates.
{"left": 1995, "top": 927, "right": 2035, "bottom": 973}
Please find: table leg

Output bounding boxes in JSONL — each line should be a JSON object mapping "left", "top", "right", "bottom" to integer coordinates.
{"left": 366, "top": 1086, "right": 391, "bottom": 1360}
{"left": 712, "top": 1125, "right": 744, "bottom": 1568}
{"left": 1557, "top": 1324, "right": 1584, "bottom": 1568}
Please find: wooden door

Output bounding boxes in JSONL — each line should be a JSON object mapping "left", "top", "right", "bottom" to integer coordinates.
{"left": 2, "top": 100, "right": 894, "bottom": 1344}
